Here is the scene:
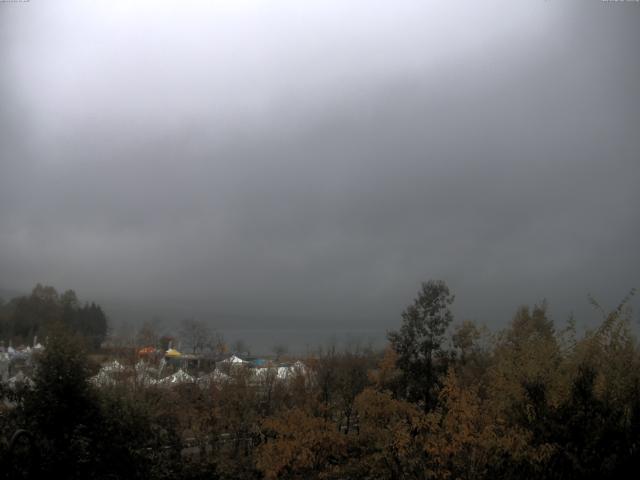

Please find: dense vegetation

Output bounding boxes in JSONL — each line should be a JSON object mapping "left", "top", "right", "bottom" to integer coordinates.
{"left": 1, "top": 281, "right": 639, "bottom": 479}
{"left": 0, "top": 284, "right": 108, "bottom": 349}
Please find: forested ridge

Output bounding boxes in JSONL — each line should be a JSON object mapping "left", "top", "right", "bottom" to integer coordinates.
{"left": 1, "top": 281, "right": 639, "bottom": 479}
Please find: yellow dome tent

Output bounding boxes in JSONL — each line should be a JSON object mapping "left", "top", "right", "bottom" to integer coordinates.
{"left": 165, "top": 348, "right": 182, "bottom": 358}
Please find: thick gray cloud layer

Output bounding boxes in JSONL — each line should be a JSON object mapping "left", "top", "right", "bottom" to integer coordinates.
{"left": 1, "top": 1, "right": 639, "bottom": 346}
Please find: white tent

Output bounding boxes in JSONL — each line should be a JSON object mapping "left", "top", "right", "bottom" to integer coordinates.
{"left": 135, "top": 360, "right": 158, "bottom": 375}
{"left": 220, "top": 354, "right": 247, "bottom": 364}
{"left": 8, "top": 371, "right": 35, "bottom": 389}
{"left": 158, "top": 369, "right": 195, "bottom": 386}
{"left": 90, "top": 370, "right": 116, "bottom": 387}
{"left": 102, "top": 360, "right": 125, "bottom": 373}
{"left": 292, "top": 361, "right": 307, "bottom": 375}
{"left": 270, "top": 362, "right": 307, "bottom": 381}
{"left": 136, "top": 372, "right": 157, "bottom": 387}
{"left": 198, "top": 369, "right": 230, "bottom": 387}
{"left": 253, "top": 367, "right": 277, "bottom": 381}
{"left": 276, "top": 366, "right": 291, "bottom": 380}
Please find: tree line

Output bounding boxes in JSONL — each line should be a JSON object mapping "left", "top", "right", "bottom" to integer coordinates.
{"left": 0, "top": 284, "right": 108, "bottom": 350}
{"left": 1, "top": 280, "right": 639, "bottom": 479}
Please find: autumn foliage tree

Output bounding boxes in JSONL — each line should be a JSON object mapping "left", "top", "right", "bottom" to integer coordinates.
{"left": 256, "top": 408, "right": 347, "bottom": 480}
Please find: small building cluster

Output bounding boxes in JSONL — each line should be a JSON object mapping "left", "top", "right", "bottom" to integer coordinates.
{"left": 0, "top": 341, "right": 44, "bottom": 388}
{"left": 90, "top": 348, "right": 308, "bottom": 389}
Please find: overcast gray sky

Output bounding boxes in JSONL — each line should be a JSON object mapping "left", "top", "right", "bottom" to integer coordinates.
{"left": 1, "top": 0, "right": 639, "bottom": 349}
